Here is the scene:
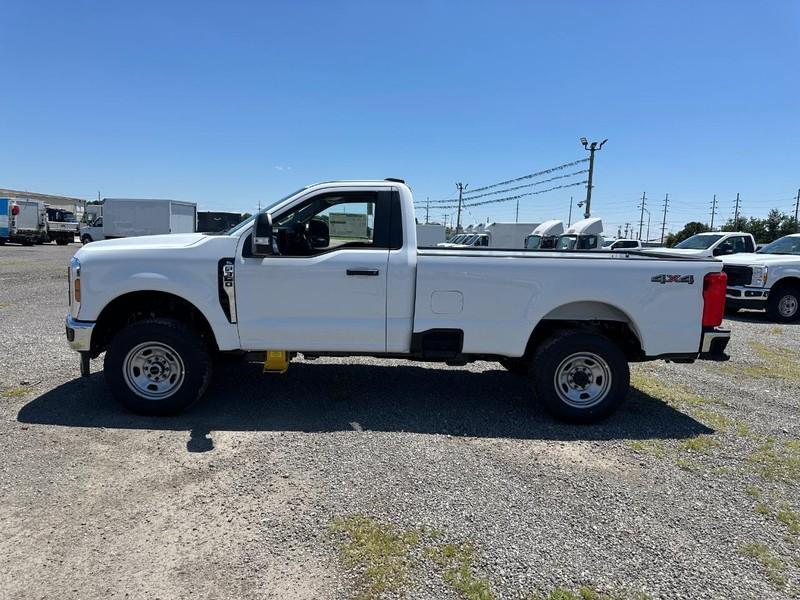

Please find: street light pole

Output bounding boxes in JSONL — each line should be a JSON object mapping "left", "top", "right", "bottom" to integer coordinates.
{"left": 580, "top": 137, "right": 608, "bottom": 219}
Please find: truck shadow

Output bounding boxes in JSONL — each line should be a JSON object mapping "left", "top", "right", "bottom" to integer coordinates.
{"left": 18, "top": 361, "right": 710, "bottom": 445}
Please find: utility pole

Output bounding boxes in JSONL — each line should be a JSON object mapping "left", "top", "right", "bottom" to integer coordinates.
{"left": 638, "top": 192, "right": 647, "bottom": 241}
{"left": 794, "top": 188, "right": 799, "bottom": 233}
{"left": 580, "top": 137, "right": 608, "bottom": 218}
{"left": 425, "top": 197, "right": 430, "bottom": 224}
{"left": 733, "top": 193, "right": 741, "bottom": 230}
{"left": 709, "top": 194, "right": 718, "bottom": 231}
{"left": 624, "top": 222, "right": 631, "bottom": 238}
{"left": 659, "top": 193, "right": 669, "bottom": 244}
{"left": 515, "top": 198, "right": 519, "bottom": 223}
{"left": 455, "top": 182, "right": 467, "bottom": 233}
{"left": 567, "top": 196, "right": 573, "bottom": 227}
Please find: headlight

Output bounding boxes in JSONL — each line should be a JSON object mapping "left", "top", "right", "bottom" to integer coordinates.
{"left": 750, "top": 265, "right": 768, "bottom": 287}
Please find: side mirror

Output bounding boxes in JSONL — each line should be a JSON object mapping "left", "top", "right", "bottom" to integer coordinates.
{"left": 252, "top": 213, "right": 275, "bottom": 256}
{"left": 308, "top": 218, "right": 330, "bottom": 248}
{"left": 713, "top": 243, "right": 733, "bottom": 256}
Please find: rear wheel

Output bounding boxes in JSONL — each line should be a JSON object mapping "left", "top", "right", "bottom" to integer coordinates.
{"left": 531, "top": 330, "right": 629, "bottom": 423}
{"left": 56, "top": 238, "right": 70, "bottom": 246}
{"left": 80, "top": 235, "right": 93, "bottom": 244}
{"left": 104, "top": 318, "right": 212, "bottom": 415}
{"left": 766, "top": 284, "right": 800, "bottom": 323}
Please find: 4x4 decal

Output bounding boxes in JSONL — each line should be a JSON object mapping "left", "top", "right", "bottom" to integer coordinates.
{"left": 651, "top": 274, "right": 695, "bottom": 284}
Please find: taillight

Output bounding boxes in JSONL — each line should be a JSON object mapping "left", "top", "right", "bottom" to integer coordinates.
{"left": 11, "top": 204, "right": 20, "bottom": 216}
{"left": 702, "top": 272, "right": 727, "bottom": 327}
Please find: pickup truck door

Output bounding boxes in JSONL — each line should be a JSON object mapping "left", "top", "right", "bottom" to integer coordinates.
{"left": 235, "top": 189, "right": 394, "bottom": 352}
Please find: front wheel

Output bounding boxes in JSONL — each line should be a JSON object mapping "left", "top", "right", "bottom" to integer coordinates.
{"left": 766, "top": 285, "right": 800, "bottom": 323}
{"left": 104, "top": 318, "right": 212, "bottom": 415}
{"left": 531, "top": 330, "right": 630, "bottom": 423}
{"left": 80, "top": 235, "right": 93, "bottom": 244}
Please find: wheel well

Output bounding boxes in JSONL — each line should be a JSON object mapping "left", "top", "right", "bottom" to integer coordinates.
{"left": 772, "top": 277, "right": 800, "bottom": 293}
{"left": 92, "top": 291, "right": 218, "bottom": 357}
{"left": 525, "top": 319, "right": 643, "bottom": 361}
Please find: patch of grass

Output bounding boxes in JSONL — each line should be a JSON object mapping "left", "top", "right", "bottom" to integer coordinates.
{"left": 676, "top": 457, "right": 702, "bottom": 472}
{"left": 329, "top": 515, "right": 421, "bottom": 599}
{"left": 691, "top": 408, "right": 733, "bottom": 432}
{"left": 528, "top": 587, "right": 652, "bottom": 600}
{"left": 631, "top": 373, "right": 723, "bottom": 407}
{"left": 769, "top": 326, "right": 783, "bottom": 335}
{"left": 746, "top": 485, "right": 762, "bottom": 498}
{"left": 678, "top": 435, "right": 719, "bottom": 453}
{"left": 776, "top": 506, "right": 800, "bottom": 536}
{"left": 748, "top": 437, "right": 800, "bottom": 482}
{"left": 755, "top": 502, "right": 771, "bottom": 515}
{"left": 0, "top": 386, "right": 28, "bottom": 398}
{"left": 740, "top": 542, "right": 787, "bottom": 589}
{"left": 626, "top": 439, "right": 667, "bottom": 459}
{"left": 427, "top": 542, "right": 494, "bottom": 600}
{"left": 738, "top": 342, "right": 800, "bottom": 382}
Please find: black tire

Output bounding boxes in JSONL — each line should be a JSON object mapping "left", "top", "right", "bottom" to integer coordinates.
{"left": 104, "top": 318, "right": 212, "bottom": 415}
{"left": 530, "top": 330, "right": 630, "bottom": 424}
{"left": 55, "top": 238, "right": 70, "bottom": 246}
{"left": 724, "top": 306, "right": 741, "bottom": 315}
{"left": 766, "top": 284, "right": 800, "bottom": 323}
{"left": 498, "top": 357, "right": 529, "bottom": 376}
{"left": 81, "top": 235, "right": 93, "bottom": 244}
{"left": 0, "top": 238, "right": 5, "bottom": 245}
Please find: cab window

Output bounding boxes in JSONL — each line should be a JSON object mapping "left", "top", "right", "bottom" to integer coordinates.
{"left": 268, "top": 191, "right": 391, "bottom": 257}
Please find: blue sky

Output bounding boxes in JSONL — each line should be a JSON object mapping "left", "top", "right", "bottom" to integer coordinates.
{"left": 1, "top": 1, "right": 798, "bottom": 237}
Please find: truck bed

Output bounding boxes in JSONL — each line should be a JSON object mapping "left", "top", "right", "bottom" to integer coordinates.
{"left": 413, "top": 247, "right": 720, "bottom": 358}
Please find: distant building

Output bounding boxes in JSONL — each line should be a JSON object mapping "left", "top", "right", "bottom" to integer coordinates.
{"left": 0, "top": 188, "right": 86, "bottom": 219}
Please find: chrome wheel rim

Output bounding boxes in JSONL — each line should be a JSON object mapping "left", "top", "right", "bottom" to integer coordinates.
{"left": 554, "top": 352, "right": 612, "bottom": 409}
{"left": 123, "top": 342, "right": 185, "bottom": 400}
{"left": 778, "top": 294, "right": 798, "bottom": 318}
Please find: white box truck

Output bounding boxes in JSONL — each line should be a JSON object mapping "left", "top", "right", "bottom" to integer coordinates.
{"left": 416, "top": 223, "right": 446, "bottom": 246}
{"left": 80, "top": 198, "right": 197, "bottom": 243}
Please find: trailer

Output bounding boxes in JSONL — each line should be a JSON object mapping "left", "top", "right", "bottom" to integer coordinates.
{"left": 197, "top": 211, "right": 245, "bottom": 233}
{"left": 80, "top": 198, "right": 197, "bottom": 243}
{"left": 415, "top": 223, "right": 446, "bottom": 247}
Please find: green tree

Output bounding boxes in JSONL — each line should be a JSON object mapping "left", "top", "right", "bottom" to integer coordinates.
{"left": 665, "top": 221, "right": 709, "bottom": 247}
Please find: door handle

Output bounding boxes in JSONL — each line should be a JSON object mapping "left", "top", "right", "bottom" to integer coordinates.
{"left": 346, "top": 269, "right": 379, "bottom": 276}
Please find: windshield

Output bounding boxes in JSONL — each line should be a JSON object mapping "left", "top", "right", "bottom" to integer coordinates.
{"left": 557, "top": 235, "right": 577, "bottom": 250}
{"left": 758, "top": 236, "right": 800, "bottom": 255}
{"left": 221, "top": 188, "right": 308, "bottom": 235}
{"left": 526, "top": 234, "right": 542, "bottom": 249}
{"left": 675, "top": 234, "right": 723, "bottom": 250}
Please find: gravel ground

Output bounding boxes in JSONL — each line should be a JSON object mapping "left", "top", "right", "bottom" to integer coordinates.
{"left": 1, "top": 243, "right": 798, "bottom": 599}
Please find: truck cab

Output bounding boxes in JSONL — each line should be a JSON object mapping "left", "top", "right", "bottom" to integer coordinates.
{"left": 525, "top": 220, "right": 564, "bottom": 249}
{"left": 556, "top": 218, "right": 604, "bottom": 250}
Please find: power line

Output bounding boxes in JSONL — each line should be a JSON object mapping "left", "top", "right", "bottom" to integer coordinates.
{"left": 437, "top": 157, "right": 589, "bottom": 200}
{"left": 434, "top": 180, "right": 587, "bottom": 210}
{"left": 455, "top": 169, "right": 588, "bottom": 202}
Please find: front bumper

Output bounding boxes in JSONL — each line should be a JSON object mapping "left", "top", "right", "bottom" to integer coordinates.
{"left": 65, "top": 315, "right": 95, "bottom": 352}
{"left": 699, "top": 327, "right": 731, "bottom": 361}
{"left": 726, "top": 285, "right": 768, "bottom": 309}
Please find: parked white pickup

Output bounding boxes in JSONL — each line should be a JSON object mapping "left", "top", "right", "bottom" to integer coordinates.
{"left": 721, "top": 234, "right": 800, "bottom": 322}
{"left": 66, "top": 180, "right": 731, "bottom": 422}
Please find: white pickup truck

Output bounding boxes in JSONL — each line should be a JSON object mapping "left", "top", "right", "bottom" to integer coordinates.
{"left": 65, "top": 179, "right": 731, "bottom": 423}
{"left": 646, "top": 231, "right": 757, "bottom": 258}
{"left": 721, "top": 233, "right": 800, "bottom": 322}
